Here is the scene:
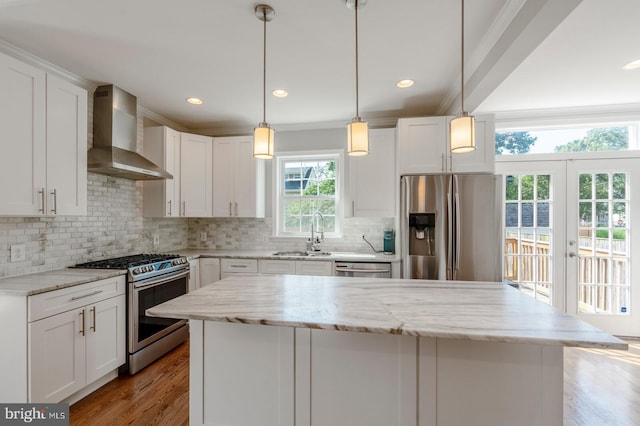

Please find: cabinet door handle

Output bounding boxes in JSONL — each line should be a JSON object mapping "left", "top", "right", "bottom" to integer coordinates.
{"left": 229, "top": 202, "right": 232, "bottom": 216}
{"left": 235, "top": 202, "right": 238, "bottom": 216}
{"left": 79, "top": 309, "right": 85, "bottom": 336}
{"left": 352, "top": 200, "right": 355, "bottom": 216}
{"left": 50, "top": 188, "right": 57, "bottom": 214}
{"left": 71, "top": 289, "right": 103, "bottom": 301}
{"left": 168, "top": 200, "right": 172, "bottom": 216}
{"left": 441, "top": 153, "right": 445, "bottom": 172}
{"left": 230, "top": 264, "right": 247, "bottom": 268}
{"left": 38, "top": 188, "right": 45, "bottom": 214}
{"left": 90, "top": 306, "right": 96, "bottom": 332}
{"left": 183, "top": 201, "right": 186, "bottom": 216}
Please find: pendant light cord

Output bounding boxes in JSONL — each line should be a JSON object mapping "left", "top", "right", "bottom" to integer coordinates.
{"left": 262, "top": 10, "right": 267, "bottom": 124}
{"left": 460, "top": 0, "right": 465, "bottom": 114}
{"left": 354, "top": 1, "right": 360, "bottom": 118}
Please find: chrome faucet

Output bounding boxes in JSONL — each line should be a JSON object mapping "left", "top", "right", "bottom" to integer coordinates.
{"left": 310, "top": 211, "right": 325, "bottom": 251}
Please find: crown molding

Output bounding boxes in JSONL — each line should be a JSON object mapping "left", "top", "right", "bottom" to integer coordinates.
{"left": 138, "top": 106, "right": 190, "bottom": 132}
{"left": 0, "top": 39, "right": 96, "bottom": 91}
{"left": 192, "top": 116, "right": 398, "bottom": 137}
{"left": 493, "top": 104, "right": 640, "bottom": 130}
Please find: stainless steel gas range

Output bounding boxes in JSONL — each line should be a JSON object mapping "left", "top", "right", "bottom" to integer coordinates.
{"left": 74, "top": 254, "right": 189, "bottom": 374}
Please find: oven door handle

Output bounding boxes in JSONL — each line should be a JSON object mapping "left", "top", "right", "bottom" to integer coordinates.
{"left": 133, "top": 269, "right": 190, "bottom": 289}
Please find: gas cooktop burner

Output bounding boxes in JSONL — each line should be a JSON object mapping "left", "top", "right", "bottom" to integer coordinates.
{"left": 74, "top": 253, "right": 183, "bottom": 269}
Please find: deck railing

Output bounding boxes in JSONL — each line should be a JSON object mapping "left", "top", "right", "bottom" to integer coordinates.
{"left": 504, "top": 237, "right": 628, "bottom": 312}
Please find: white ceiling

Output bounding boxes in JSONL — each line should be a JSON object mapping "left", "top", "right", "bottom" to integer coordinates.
{"left": 0, "top": 0, "right": 638, "bottom": 134}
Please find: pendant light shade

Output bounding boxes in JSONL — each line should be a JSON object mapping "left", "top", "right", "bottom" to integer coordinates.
{"left": 253, "top": 4, "right": 275, "bottom": 159}
{"left": 253, "top": 123, "right": 275, "bottom": 159}
{"left": 450, "top": 113, "right": 475, "bottom": 153}
{"left": 450, "top": 0, "right": 476, "bottom": 154}
{"left": 347, "top": 0, "right": 369, "bottom": 156}
{"left": 347, "top": 118, "right": 369, "bottom": 156}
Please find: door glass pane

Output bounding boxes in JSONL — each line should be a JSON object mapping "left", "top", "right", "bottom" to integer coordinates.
{"left": 577, "top": 172, "right": 630, "bottom": 315}
{"left": 503, "top": 174, "right": 553, "bottom": 305}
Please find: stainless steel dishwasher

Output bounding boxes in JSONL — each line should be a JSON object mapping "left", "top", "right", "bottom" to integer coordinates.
{"left": 334, "top": 262, "right": 392, "bottom": 278}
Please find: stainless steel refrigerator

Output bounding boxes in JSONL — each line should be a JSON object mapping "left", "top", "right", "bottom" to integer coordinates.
{"left": 400, "top": 174, "right": 503, "bottom": 281}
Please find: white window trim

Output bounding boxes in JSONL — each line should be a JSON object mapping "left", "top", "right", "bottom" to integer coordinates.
{"left": 273, "top": 149, "right": 345, "bottom": 238}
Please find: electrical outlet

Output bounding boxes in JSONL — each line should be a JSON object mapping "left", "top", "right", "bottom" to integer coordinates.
{"left": 10, "top": 244, "right": 26, "bottom": 262}
{"left": 200, "top": 232, "right": 207, "bottom": 242}
{"left": 153, "top": 234, "right": 160, "bottom": 246}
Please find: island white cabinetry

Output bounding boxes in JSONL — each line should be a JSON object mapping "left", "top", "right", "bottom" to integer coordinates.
{"left": 396, "top": 115, "right": 495, "bottom": 175}
{"left": 27, "top": 276, "right": 125, "bottom": 403}
{"left": 0, "top": 51, "right": 87, "bottom": 216}
{"left": 180, "top": 132, "right": 213, "bottom": 217}
{"left": 220, "top": 258, "right": 258, "bottom": 279}
{"left": 143, "top": 126, "right": 181, "bottom": 217}
{"left": 149, "top": 276, "right": 625, "bottom": 426}
{"left": 212, "top": 136, "right": 265, "bottom": 218}
{"left": 199, "top": 258, "right": 221, "bottom": 287}
{"left": 347, "top": 128, "right": 395, "bottom": 218}
{"left": 259, "top": 259, "right": 333, "bottom": 276}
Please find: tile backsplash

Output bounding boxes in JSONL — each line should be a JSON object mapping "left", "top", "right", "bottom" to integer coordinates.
{"left": 187, "top": 217, "right": 395, "bottom": 253}
{"left": 0, "top": 173, "right": 187, "bottom": 278}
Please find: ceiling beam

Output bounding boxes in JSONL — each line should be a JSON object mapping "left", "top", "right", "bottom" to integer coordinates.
{"left": 440, "top": 0, "right": 583, "bottom": 116}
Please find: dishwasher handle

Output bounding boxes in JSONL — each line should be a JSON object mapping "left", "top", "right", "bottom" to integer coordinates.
{"left": 335, "top": 267, "right": 390, "bottom": 273}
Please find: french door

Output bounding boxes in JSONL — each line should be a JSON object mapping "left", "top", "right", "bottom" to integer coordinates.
{"left": 497, "top": 155, "right": 640, "bottom": 337}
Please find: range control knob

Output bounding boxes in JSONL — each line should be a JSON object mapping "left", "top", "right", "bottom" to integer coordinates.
{"left": 133, "top": 268, "right": 141, "bottom": 275}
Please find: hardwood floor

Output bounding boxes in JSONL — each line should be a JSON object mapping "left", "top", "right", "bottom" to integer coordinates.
{"left": 69, "top": 338, "right": 639, "bottom": 425}
{"left": 564, "top": 338, "right": 640, "bottom": 426}
{"left": 69, "top": 341, "right": 189, "bottom": 426}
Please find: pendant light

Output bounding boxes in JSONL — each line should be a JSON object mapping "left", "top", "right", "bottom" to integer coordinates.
{"left": 450, "top": 0, "right": 476, "bottom": 154}
{"left": 253, "top": 4, "right": 275, "bottom": 159}
{"left": 346, "top": 0, "right": 369, "bottom": 156}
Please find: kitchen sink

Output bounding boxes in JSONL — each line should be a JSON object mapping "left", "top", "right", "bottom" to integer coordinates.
{"left": 272, "top": 251, "right": 331, "bottom": 257}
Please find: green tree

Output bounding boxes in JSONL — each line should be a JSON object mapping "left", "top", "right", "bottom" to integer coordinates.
{"left": 554, "top": 127, "right": 628, "bottom": 152}
{"left": 495, "top": 132, "right": 537, "bottom": 155}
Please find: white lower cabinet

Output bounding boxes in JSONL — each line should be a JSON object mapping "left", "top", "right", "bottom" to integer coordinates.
{"left": 191, "top": 322, "right": 562, "bottom": 426}
{"left": 199, "top": 258, "right": 221, "bottom": 287}
{"left": 27, "top": 276, "right": 126, "bottom": 403}
{"left": 259, "top": 259, "right": 333, "bottom": 276}
{"left": 220, "top": 258, "right": 258, "bottom": 279}
{"left": 188, "top": 258, "right": 200, "bottom": 292}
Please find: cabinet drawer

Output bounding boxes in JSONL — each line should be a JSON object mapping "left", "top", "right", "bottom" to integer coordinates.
{"left": 28, "top": 276, "right": 126, "bottom": 322}
{"left": 295, "top": 261, "right": 333, "bottom": 276}
{"left": 259, "top": 260, "right": 296, "bottom": 275}
{"left": 221, "top": 258, "right": 258, "bottom": 274}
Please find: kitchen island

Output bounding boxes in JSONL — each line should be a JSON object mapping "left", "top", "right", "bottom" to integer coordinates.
{"left": 148, "top": 274, "right": 626, "bottom": 426}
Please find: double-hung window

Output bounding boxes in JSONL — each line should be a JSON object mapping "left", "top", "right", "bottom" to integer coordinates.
{"left": 275, "top": 151, "right": 343, "bottom": 237}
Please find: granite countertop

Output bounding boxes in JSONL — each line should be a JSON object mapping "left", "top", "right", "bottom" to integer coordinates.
{"left": 148, "top": 274, "right": 627, "bottom": 350}
{"left": 0, "top": 269, "right": 126, "bottom": 296}
{"left": 176, "top": 248, "right": 399, "bottom": 262}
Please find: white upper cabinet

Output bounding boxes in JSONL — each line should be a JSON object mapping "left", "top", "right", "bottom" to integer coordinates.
{"left": 396, "top": 115, "right": 495, "bottom": 175}
{"left": 348, "top": 128, "right": 396, "bottom": 218}
{"left": 181, "top": 132, "right": 213, "bottom": 217}
{"left": 46, "top": 74, "right": 88, "bottom": 215}
{"left": 143, "top": 126, "right": 181, "bottom": 217}
{"left": 0, "top": 52, "right": 87, "bottom": 216}
{"left": 212, "top": 136, "right": 265, "bottom": 218}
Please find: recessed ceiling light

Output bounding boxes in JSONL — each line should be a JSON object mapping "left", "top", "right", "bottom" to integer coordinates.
{"left": 623, "top": 59, "right": 640, "bottom": 70}
{"left": 396, "top": 79, "right": 415, "bottom": 88}
{"left": 186, "top": 97, "right": 203, "bottom": 105}
{"left": 272, "top": 89, "right": 288, "bottom": 98}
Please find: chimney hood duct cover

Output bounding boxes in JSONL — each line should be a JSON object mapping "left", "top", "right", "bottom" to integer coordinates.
{"left": 88, "top": 85, "right": 172, "bottom": 180}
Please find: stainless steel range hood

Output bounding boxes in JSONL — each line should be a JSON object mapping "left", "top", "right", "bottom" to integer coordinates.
{"left": 88, "top": 84, "right": 172, "bottom": 180}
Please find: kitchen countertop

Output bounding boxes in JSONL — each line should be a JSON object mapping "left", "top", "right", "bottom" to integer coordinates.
{"left": 148, "top": 274, "right": 627, "bottom": 350}
{"left": 0, "top": 269, "right": 126, "bottom": 296}
{"left": 176, "top": 248, "right": 399, "bottom": 262}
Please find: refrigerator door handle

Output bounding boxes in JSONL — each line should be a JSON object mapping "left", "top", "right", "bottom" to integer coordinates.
{"left": 447, "top": 177, "right": 454, "bottom": 279}
{"left": 453, "top": 175, "right": 461, "bottom": 278}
